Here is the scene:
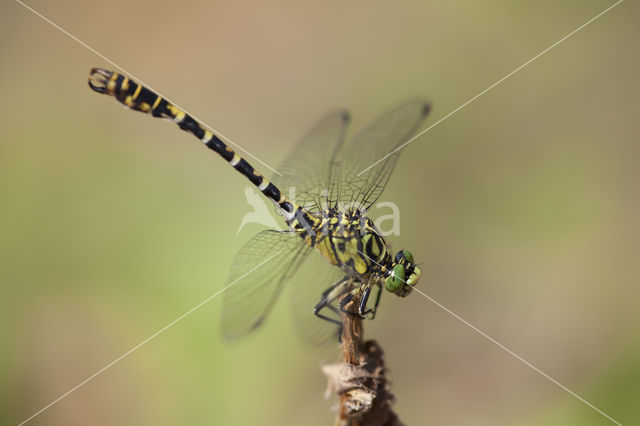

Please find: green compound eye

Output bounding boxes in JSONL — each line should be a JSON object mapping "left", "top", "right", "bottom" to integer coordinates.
{"left": 385, "top": 264, "right": 405, "bottom": 293}
{"left": 406, "top": 265, "right": 421, "bottom": 286}
{"left": 402, "top": 250, "right": 414, "bottom": 265}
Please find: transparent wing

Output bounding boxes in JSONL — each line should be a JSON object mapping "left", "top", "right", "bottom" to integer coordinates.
{"left": 337, "top": 99, "right": 431, "bottom": 210}
{"left": 271, "top": 110, "right": 350, "bottom": 212}
{"left": 221, "top": 230, "right": 312, "bottom": 340}
{"left": 288, "top": 249, "right": 347, "bottom": 346}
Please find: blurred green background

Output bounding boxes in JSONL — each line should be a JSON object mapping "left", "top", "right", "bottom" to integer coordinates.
{"left": 2, "top": 0, "right": 638, "bottom": 425}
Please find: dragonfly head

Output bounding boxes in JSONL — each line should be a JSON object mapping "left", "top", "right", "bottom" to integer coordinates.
{"left": 384, "top": 250, "right": 421, "bottom": 297}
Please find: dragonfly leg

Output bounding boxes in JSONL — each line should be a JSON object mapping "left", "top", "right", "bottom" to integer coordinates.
{"left": 313, "top": 278, "right": 351, "bottom": 329}
{"left": 359, "top": 285, "right": 372, "bottom": 317}
{"left": 361, "top": 284, "right": 382, "bottom": 319}
{"left": 338, "top": 292, "right": 367, "bottom": 319}
{"left": 371, "top": 284, "right": 382, "bottom": 318}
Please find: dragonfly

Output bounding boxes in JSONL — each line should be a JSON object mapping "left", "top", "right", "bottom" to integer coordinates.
{"left": 88, "top": 68, "right": 430, "bottom": 344}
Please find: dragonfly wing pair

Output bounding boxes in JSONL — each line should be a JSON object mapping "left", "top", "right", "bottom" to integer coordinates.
{"left": 221, "top": 229, "right": 345, "bottom": 345}
{"left": 221, "top": 99, "right": 431, "bottom": 344}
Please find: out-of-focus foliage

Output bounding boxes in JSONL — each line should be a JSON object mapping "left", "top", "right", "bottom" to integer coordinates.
{"left": 2, "top": 1, "right": 638, "bottom": 425}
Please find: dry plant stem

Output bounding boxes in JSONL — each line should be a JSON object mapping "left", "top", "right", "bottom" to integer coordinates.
{"left": 329, "top": 298, "right": 404, "bottom": 426}
{"left": 341, "top": 305, "right": 364, "bottom": 365}
{"left": 338, "top": 306, "right": 364, "bottom": 425}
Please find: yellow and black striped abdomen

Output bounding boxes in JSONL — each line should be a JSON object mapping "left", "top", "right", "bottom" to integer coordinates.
{"left": 88, "top": 68, "right": 298, "bottom": 219}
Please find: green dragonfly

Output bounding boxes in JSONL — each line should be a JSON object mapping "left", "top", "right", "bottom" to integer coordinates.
{"left": 89, "top": 68, "right": 430, "bottom": 343}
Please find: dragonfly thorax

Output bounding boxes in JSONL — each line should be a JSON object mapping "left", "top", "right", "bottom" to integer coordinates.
{"left": 289, "top": 207, "right": 420, "bottom": 297}
{"left": 293, "top": 207, "right": 388, "bottom": 278}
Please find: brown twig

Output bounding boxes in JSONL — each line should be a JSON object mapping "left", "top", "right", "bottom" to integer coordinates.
{"left": 322, "top": 297, "right": 404, "bottom": 426}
